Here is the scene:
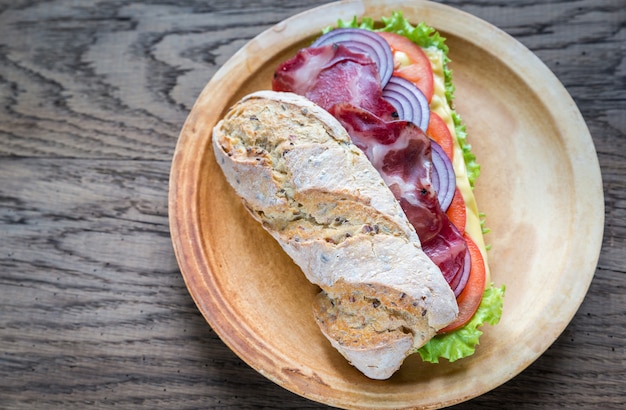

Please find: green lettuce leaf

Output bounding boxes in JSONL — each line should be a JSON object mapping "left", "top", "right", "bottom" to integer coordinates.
{"left": 417, "top": 284, "right": 505, "bottom": 363}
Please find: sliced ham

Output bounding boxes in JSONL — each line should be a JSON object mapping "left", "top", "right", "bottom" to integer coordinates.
{"left": 329, "top": 103, "right": 469, "bottom": 284}
{"left": 273, "top": 44, "right": 397, "bottom": 121}
{"left": 329, "top": 103, "right": 442, "bottom": 242}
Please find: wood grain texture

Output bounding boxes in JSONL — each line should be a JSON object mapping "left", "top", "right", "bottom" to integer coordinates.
{"left": 0, "top": 0, "right": 623, "bottom": 409}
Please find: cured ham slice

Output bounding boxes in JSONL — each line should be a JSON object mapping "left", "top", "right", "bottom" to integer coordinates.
{"left": 329, "top": 103, "right": 442, "bottom": 242}
{"left": 273, "top": 44, "right": 397, "bottom": 121}
{"left": 422, "top": 219, "right": 469, "bottom": 290}
{"left": 330, "top": 104, "right": 468, "bottom": 285}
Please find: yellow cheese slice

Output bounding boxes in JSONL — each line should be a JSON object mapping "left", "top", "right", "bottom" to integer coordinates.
{"left": 425, "top": 47, "right": 491, "bottom": 285}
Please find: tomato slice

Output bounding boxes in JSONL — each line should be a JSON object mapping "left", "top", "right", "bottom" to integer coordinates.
{"left": 438, "top": 234, "right": 486, "bottom": 334}
{"left": 426, "top": 112, "right": 454, "bottom": 160}
{"left": 377, "top": 31, "right": 434, "bottom": 102}
{"left": 446, "top": 187, "right": 467, "bottom": 234}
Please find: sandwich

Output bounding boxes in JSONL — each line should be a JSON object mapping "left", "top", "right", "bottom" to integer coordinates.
{"left": 212, "top": 11, "right": 504, "bottom": 380}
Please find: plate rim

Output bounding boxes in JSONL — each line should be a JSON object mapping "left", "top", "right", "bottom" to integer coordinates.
{"left": 168, "top": 0, "right": 605, "bottom": 408}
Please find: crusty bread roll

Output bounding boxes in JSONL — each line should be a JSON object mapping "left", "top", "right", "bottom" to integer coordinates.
{"left": 212, "top": 90, "right": 458, "bottom": 379}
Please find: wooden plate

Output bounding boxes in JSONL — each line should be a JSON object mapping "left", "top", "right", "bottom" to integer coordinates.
{"left": 168, "top": 1, "right": 604, "bottom": 408}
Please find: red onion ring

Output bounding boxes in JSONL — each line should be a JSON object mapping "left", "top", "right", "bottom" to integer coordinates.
{"left": 382, "top": 75, "right": 430, "bottom": 132}
{"left": 311, "top": 28, "right": 394, "bottom": 87}
{"left": 430, "top": 140, "right": 456, "bottom": 212}
{"left": 450, "top": 247, "right": 471, "bottom": 297}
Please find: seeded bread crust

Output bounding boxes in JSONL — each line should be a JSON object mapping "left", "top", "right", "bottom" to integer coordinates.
{"left": 212, "top": 90, "right": 458, "bottom": 379}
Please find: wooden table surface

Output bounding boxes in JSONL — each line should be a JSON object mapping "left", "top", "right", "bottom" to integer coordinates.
{"left": 1, "top": 0, "right": 624, "bottom": 408}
